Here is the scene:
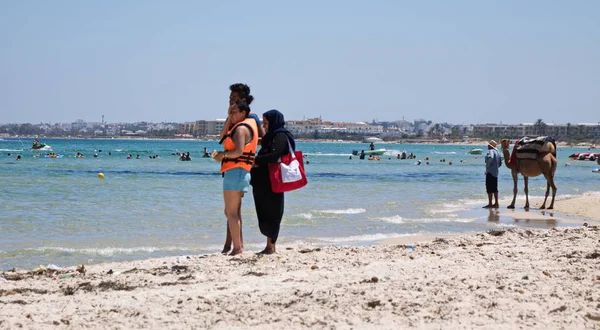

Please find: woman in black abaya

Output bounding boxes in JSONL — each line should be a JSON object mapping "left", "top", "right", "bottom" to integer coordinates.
{"left": 250, "top": 109, "right": 296, "bottom": 254}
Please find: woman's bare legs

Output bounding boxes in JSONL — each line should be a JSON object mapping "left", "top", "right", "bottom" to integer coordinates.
{"left": 221, "top": 225, "right": 232, "bottom": 254}
{"left": 223, "top": 190, "right": 244, "bottom": 255}
{"left": 221, "top": 195, "right": 244, "bottom": 253}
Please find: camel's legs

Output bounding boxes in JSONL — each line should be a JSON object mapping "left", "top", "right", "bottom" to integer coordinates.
{"left": 546, "top": 165, "right": 557, "bottom": 210}
{"left": 508, "top": 169, "right": 518, "bottom": 209}
{"left": 540, "top": 181, "right": 550, "bottom": 209}
{"left": 523, "top": 176, "right": 530, "bottom": 209}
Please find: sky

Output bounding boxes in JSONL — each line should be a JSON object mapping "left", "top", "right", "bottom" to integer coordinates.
{"left": 1, "top": 1, "right": 599, "bottom": 125}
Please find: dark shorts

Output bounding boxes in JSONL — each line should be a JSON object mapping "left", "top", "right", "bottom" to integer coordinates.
{"left": 486, "top": 173, "right": 498, "bottom": 194}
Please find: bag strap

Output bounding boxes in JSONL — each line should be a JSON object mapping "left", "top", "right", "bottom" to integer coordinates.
{"left": 286, "top": 138, "right": 296, "bottom": 160}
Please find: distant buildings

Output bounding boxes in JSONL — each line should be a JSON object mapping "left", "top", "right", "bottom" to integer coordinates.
{"left": 1, "top": 118, "right": 598, "bottom": 140}
{"left": 473, "top": 123, "right": 600, "bottom": 139}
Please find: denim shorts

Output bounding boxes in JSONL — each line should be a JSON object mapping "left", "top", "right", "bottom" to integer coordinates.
{"left": 223, "top": 167, "right": 251, "bottom": 192}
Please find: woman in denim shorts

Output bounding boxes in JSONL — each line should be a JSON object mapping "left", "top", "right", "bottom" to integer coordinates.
{"left": 213, "top": 99, "right": 258, "bottom": 256}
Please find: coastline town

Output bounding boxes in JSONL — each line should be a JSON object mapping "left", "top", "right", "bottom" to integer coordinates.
{"left": 1, "top": 117, "right": 599, "bottom": 143}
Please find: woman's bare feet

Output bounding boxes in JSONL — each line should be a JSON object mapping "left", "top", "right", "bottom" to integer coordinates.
{"left": 229, "top": 249, "right": 243, "bottom": 256}
{"left": 257, "top": 247, "right": 276, "bottom": 255}
{"left": 257, "top": 238, "right": 276, "bottom": 255}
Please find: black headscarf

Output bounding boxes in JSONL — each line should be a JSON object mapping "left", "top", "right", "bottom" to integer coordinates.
{"left": 261, "top": 109, "right": 295, "bottom": 151}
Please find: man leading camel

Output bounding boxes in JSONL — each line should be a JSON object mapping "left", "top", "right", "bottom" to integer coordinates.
{"left": 484, "top": 140, "right": 502, "bottom": 208}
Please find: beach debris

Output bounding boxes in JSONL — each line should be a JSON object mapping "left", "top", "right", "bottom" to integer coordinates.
{"left": 243, "top": 271, "right": 267, "bottom": 277}
{"left": 63, "top": 286, "right": 76, "bottom": 295}
{"left": 549, "top": 305, "right": 567, "bottom": 314}
{"left": 488, "top": 230, "right": 505, "bottom": 237}
{"left": 78, "top": 282, "right": 94, "bottom": 292}
{"left": 98, "top": 281, "right": 135, "bottom": 292}
{"left": 59, "top": 274, "right": 72, "bottom": 279}
{"left": 46, "top": 264, "right": 61, "bottom": 271}
{"left": 311, "top": 265, "right": 319, "bottom": 270}
{"left": 123, "top": 268, "right": 140, "bottom": 274}
{"left": 522, "top": 275, "right": 529, "bottom": 280}
{"left": 360, "top": 277, "right": 379, "bottom": 283}
{"left": 31, "top": 265, "right": 47, "bottom": 275}
{"left": 299, "top": 248, "right": 321, "bottom": 254}
{"left": 367, "top": 300, "right": 382, "bottom": 308}
{"left": 585, "top": 251, "right": 600, "bottom": 259}
{"left": 542, "top": 270, "right": 552, "bottom": 277}
{"left": 171, "top": 265, "right": 188, "bottom": 273}
{"left": 107, "top": 269, "right": 113, "bottom": 275}
{"left": 585, "top": 312, "right": 600, "bottom": 321}
{"left": 407, "top": 245, "right": 415, "bottom": 250}
{"left": 178, "top": 274, "right": 194, "bottom": 281}
{"left": 76, "top": 265, "right": 86, "bottom": 274}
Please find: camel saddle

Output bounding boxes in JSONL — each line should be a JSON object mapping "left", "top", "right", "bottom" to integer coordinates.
{"left": 515, "top": 136, "right": 555, "bottom": 160}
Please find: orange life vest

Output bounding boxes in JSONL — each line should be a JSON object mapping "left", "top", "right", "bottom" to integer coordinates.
{"left": 220, "top": 118, "right": 258, "bottom": 173}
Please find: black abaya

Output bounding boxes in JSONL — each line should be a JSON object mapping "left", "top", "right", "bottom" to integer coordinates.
{"left": 251, "top": 132, "right": 290, "bottom": 243}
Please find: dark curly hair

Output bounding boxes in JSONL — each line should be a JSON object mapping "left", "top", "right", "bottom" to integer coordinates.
{"left": 229, "top": 83, "right": 254, "bottom": 105}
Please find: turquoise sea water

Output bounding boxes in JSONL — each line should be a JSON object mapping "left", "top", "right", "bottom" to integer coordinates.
{"left": 1, "top": 138, "right": 598, "bottom": 269}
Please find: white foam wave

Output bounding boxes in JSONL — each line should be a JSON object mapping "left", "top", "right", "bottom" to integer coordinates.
{"left": 371, "top": 213, "right": 476, "bottom": 224}
{"left": 402, "top": 217, "right": 478, "bottom": 223}
{"left": 201, "top": 242, "right": 265, "bottom": 251}
{"left": 433, "top": 151, "right": 457, "bottom": 155}
{"left": 316, "top": 233, "right": 412, "bottom": 243}
{"left": 295, "top": 213, "right": 313, "bottom": 220}
{"left": 431, "top": 207, "right": 469, "bottom": 214}
{"left": 371, "top": 215, "right": 404, "bottom": 224}
{"left": 28, "top": 246, "right": 189, "bottom": 256}
{"left": 0, "top": 148, "right": 24, "bottom": 152}
{"left": 27, "top": 243, "right": 272, "bottom": 256}
{"left": 489, "top": 222, "right": 518, "bottom": 228}
{"left": 316, "top": 208, "right": 366, "bottom": 215}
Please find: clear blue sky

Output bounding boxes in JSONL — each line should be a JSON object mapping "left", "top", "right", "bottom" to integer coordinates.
{"left": 1, "top": 1, "right": 598, "bottom": 125}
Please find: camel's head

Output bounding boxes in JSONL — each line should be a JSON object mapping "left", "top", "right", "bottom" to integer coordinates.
{"left": 500, "top": 139, "right": 511, "bottom": 149}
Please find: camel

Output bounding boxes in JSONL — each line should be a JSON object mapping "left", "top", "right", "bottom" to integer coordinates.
{"left": 500, "top": 139, "right": 557, "bottom": 209}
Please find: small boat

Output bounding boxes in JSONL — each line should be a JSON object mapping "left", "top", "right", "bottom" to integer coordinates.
{"left": 569, "top": 152, "right": 599, "bottom": 161}
{"left": 468, "top": 148, "right": 483, "bottom": 155}
{"left": 365, "top": 149, "right": 387, "bottom": 156}
{"left": 352, "top": 149, "right": 388, "bottom": 156}
{"left": 31, "top": 144, "right": 52, "bottom": 151}
{"left": 31, "top": 138, "right": 51, "bottom": 151}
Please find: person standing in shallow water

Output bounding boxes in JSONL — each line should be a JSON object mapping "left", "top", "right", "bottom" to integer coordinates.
{"left": 484, "top": 140, "right": 501, "bottom": 208}
{"left": 250, "top": 109, "right": 296, "bottom": 254}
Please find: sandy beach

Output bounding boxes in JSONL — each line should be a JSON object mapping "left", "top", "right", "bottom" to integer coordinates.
{"left": 2, "top": 195, "right": 600, "bottom": 329}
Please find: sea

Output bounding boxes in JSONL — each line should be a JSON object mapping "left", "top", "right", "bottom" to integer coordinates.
{"left": 1, "top": 137, "right": 598, "bottom": 269}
